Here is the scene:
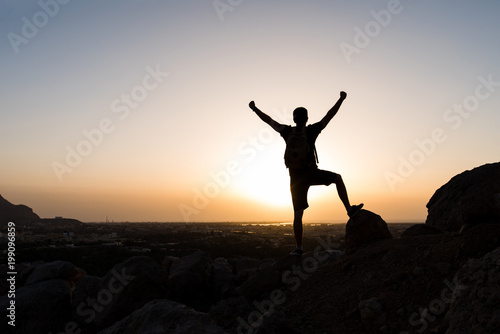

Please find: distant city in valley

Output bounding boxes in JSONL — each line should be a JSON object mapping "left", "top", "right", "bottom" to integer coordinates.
{"left": 1, "top": 219, "right": 415, "bottom": 277}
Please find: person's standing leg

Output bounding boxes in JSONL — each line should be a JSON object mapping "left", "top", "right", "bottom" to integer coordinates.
{"left": 293, "top": 209, "right": 304, "bottom": 248}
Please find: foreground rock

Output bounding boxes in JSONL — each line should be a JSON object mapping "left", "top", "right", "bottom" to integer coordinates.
{"left": 445, "top": 246, "right": 500, "bottom": 334}
{"left": 73, "top": 256, "right": 169, "bottom": 330}
{"left": 345, "top": 209, "right": 393, "bottom": 254}
{"left": 459, "top": 223, "right": 500, "bottom": 258}
{"left": 401, "top": 223, "right": 444, "bottom": 238}
{"left": 169, "top": 250, "right": 212, "bottom": 301}
{"left": 25, "top": 260, "right": 84, "bottom": 285}
{"left": 426, "top": 162, "right": 500, "bottom": 232}
{"left": 0, "top": 279, "right": 72, "bottom": 333}
{"left": 97, "top": 299, "right": 225, "bottom": 334}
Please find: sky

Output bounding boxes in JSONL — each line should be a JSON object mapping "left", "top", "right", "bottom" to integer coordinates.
{"left": 1, "top": 0, "right": 499, "bottom": 223}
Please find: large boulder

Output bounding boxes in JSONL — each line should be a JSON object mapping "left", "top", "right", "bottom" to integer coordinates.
{"left": 236, "top": 269, "right": 282, "bottom": 299}
{"left": 168, "top": 250, "right": 212, "bottom": 300}
{"left": 25, "top": 260, "right": 84, "bottom": 285}
{"left": 235, "top": 254, "right": 302, "bottom": 299}
{"left": 345, "top": 210, "right": 393, "bottom": 254}
{"left": 445, "top": 246, "right": 500, "bottom": 333}
{"left": 74, "top": 256, "right": 169, "bottom": 330}
{"left": 426, "top": 162, "right": 500, "bottom": 232}
{"left": 209, "top": 257, "right": 234, "bottom": 300}
{"left": 97, "top": 299, "right": 225, "bottom": 334}
{"left": 209, "top": 296, "right": 252, "bottom": 331}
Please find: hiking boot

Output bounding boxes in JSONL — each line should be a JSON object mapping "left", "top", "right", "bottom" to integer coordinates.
{"left": 290, "top": 248, "right": 303, "bottom": 257}
{"left": 348, "top": 203, "right": 364, "bottom": 218}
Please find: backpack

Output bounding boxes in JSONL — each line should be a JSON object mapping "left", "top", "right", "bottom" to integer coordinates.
{"left": 284, "top": 127, "right": 318, "bottom": 169}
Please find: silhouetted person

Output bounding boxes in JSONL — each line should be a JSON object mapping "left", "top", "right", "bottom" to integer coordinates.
{"left": 249, "top": 91, "right": 363, "bottom": 256}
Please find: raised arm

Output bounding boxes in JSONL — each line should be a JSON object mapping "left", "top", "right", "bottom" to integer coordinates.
{"left": 320, "top": 91, "right": 347, "bottom": 129}
{"left": 249, "top": 101, "right": 284, "bottom": 133}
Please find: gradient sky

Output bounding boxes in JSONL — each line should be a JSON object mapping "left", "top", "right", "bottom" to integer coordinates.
{"left": 1, "top": 0, "right": 499, "bottom": 223}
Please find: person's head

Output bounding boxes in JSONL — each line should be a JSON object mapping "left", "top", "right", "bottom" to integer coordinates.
{"left": 293, "top": 107, "right": 308, "bottom": 126}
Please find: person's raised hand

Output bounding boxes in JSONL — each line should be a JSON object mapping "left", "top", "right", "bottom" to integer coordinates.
{"left": 249, "top": 101, "right": 256, "bottom": 110}
{"left": 340, "top": 91, "right": 347, "bottom": 99}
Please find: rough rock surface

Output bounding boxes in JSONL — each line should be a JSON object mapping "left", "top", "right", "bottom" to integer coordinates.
{"left": 0, "top": 279, "right": 72, "bottom": 334}
{"left": 459, "top": 223, "right": 500, "bottom": 258}
{"left": 25, "top": 260, "right": 84, "bottom": 285}
{"left": 168, "top": 250, "right": 211, "bottom": 300}
{"left": 81, "top": 256, "right": 169, "bottom": 329}
{"left": 426, "top": 162, "right": 500, "bottom": 232}
{"left": 401, "top": 223, "right": 444, "bottom": 238}
{"left": 97, "top": 299, "right": 225, "bottom": 334}
{"left": 358, "top": 297, "right": 387, "bottom": 330}
{"left": 345, "top": 209, "right": 393, "bottom": 254}
{"left": 445, "top": 246, "right": 500, "bottom": 334}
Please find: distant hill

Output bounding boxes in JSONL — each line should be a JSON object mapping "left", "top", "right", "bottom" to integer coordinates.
{"left": 0, "top": 194, "right": 40, "bottom": 226}
{"left": 0, "top": 194, "right": 83, "bottom": 227}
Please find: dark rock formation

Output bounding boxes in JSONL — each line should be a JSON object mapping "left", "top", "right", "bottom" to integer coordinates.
{"left": 236, "top": 268, "right": 282, "bottom": 299}
{"left": 209, "top": 296, "right": 252, "bottom": 331}
{"left": 358, "top": 297, "right": 387, "bottom": 331}
{"left": 460, "top": 223, "right": 500, "bottom": 258}
{"left": 426, "top": 162, "right": 500, "bottom": 232}
{"left": 96, "top": 299, "right": 225, "bottom": 334}
{"left": 0, "top": 194, "right": 40, "bottom": 226}
{"left": 25, "top": 260, "right": 84, "bottom": 285}
{"left": 401, "top": 223, "right": 444, "bottom": 238}
{"left": 162, "top": 255, "right": 178, "bottom": 276}
{"left": 84, "top": 256, "right": 170, "bottom": 329}
{"left": 0, "top": 279, "right": 73, "bottom": 334}
{"left": 235, "top": 254, "right": 303, "bottom": 299}
{"left": 445, "top": 246, "right": 500, "bottom": 334}
{"left": 168, "top": 250, "right": 211, "bottom": 300}
{"left": 209, "top": 257, "right": 234, "bottom": 300}
{"left": 345, "top": 209, "right": 393, "bottom": 254}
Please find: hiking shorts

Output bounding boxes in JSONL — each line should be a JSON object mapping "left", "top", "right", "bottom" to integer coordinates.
{"left": 289, "top": 167, "right": 340, "bottom": 211}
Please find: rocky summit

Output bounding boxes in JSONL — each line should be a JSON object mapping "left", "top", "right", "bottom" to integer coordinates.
{"left": 1, "top": 162, "right": 499, "bottom": 334}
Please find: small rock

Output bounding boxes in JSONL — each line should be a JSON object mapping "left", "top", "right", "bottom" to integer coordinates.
{"left": 345, "top": 210, "right": 393, "bottom": 254}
